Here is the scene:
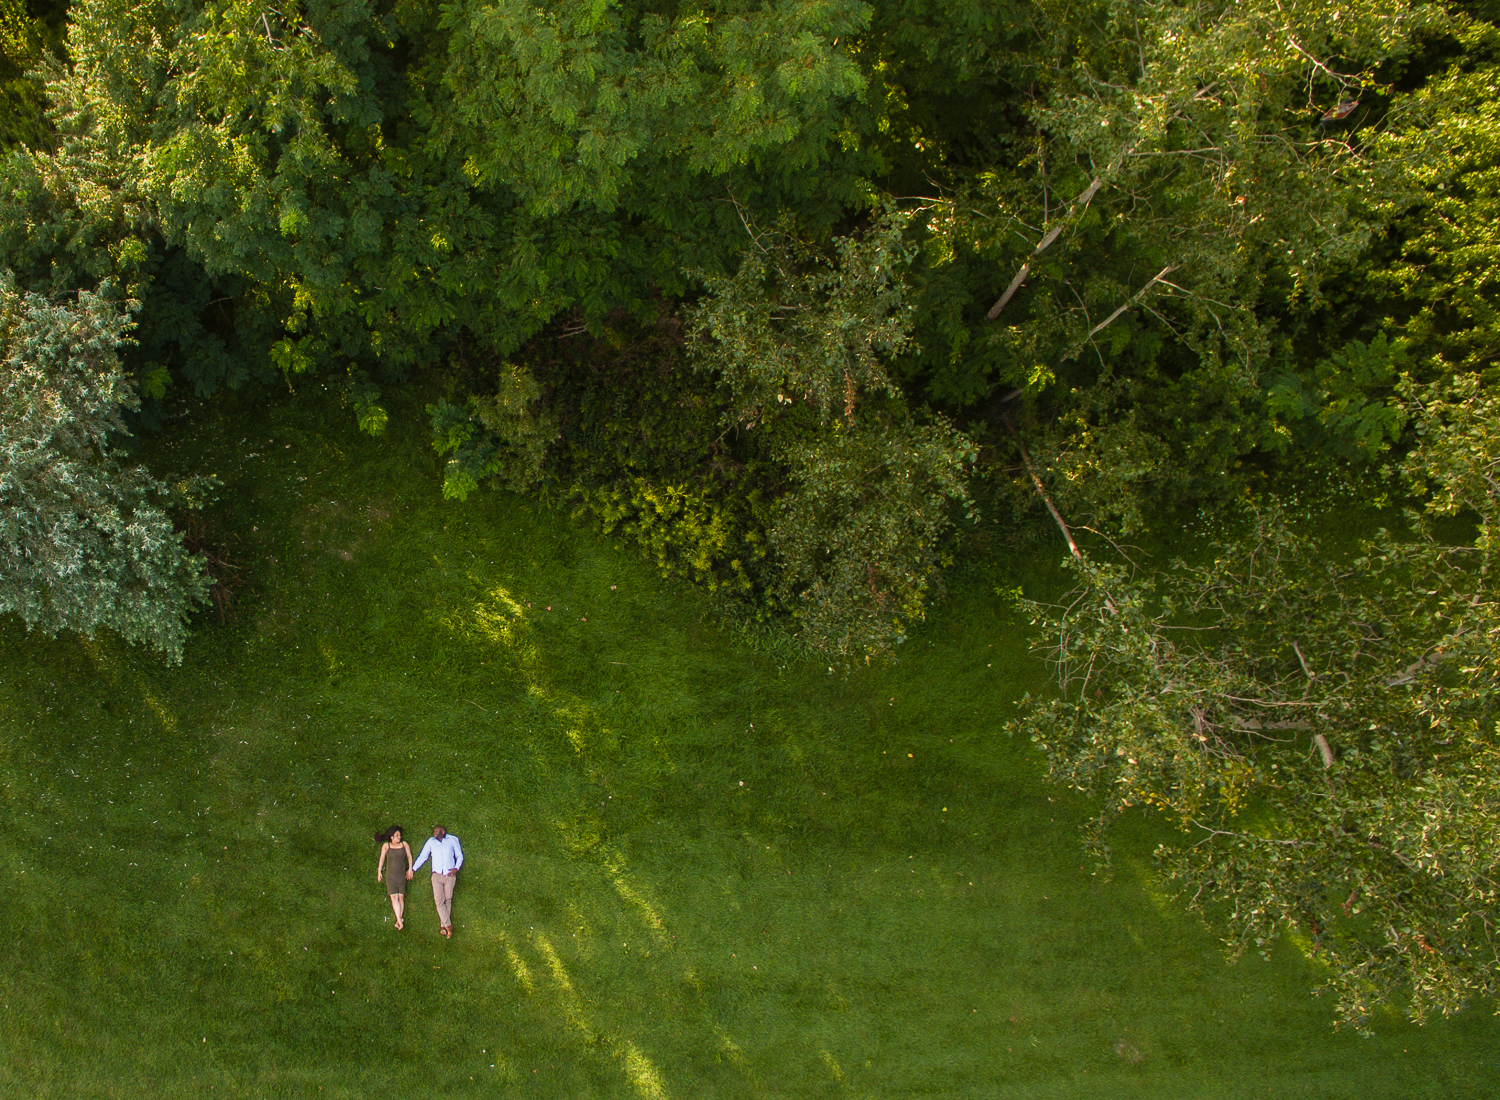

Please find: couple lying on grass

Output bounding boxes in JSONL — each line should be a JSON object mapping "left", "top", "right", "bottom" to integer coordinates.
{"left": 376, "top": 824, "right": 464, "bottom": 937}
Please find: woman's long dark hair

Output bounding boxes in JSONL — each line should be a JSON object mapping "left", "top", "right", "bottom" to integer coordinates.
{"left": 375, "top": 824, "right": 406, "bottom": 845}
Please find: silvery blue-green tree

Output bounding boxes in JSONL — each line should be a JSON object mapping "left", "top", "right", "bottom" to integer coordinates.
{"left": 0, "top": 279, "right": 208, "bottom": 661}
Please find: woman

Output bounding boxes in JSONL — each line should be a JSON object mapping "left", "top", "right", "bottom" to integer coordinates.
{"left": 375, "top": 825, "right": 415, "bottom": 929}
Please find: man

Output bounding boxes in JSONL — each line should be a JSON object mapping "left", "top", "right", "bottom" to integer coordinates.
{"left": 411, "top": 824, "right": 464, "bottom": 938}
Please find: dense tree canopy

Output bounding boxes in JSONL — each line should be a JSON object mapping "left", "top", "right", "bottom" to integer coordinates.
{"left": 3, "top": 0, "right": 1478, "bottom": 643}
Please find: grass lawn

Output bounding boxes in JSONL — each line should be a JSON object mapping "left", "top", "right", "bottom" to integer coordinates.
{"left": 0, "top": 387, "right": 1495, "bottom": 1099}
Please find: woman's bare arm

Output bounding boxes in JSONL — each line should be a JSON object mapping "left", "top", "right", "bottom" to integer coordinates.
{"left": 377, "top": 841, "right": 389, "bottom": 880}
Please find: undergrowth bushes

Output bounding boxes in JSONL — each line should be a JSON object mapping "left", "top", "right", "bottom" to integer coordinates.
{"left": 575, "top": 476, "right": 773, "bottom": 595}
{"left": 431, "top": 312, "right": 784, "bottom": 612}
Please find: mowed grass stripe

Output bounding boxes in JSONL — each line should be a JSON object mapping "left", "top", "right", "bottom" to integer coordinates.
{"left": 0, "top": 388, "right": 1492, "bottom": 1098}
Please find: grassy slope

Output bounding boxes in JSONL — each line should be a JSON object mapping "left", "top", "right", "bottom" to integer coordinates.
{"left": 0, "top": 388, "right": 1494, "bottom": 1099}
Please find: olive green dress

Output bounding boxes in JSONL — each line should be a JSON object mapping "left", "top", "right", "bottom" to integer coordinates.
{"left": 385, "top": 843, "right": 409, "bottom": 896}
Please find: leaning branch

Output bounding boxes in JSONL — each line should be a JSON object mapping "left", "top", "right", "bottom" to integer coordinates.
{"left": 1062, "top": 265, "right": 1176, "bottom": 360}
{"left": 1001, "top": 414, "right": 1119, "bottom": 618}
{"left": 1230, "top": 718, "right": 1313, "bottom": 731}
{"left": 1312, "top": 733, "right": 1336, "bottom": 769}
{"left": 1003, "top": 413, "right": 1080, "bottom": 561}
{"left": 1384, "top": 650, "right": 1446, "bottom": 687}
{"left": 1191, "top": 820, "right": 1310, "bottom": 847}
{"left": 986, "top": 177, "right": 1105, "bottom": 320}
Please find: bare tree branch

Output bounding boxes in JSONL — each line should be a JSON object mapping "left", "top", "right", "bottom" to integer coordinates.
{"left": 1002, "top": 413, "right": 1082, "bottom": 563}
{"left": 986, "top": 177, "right": 1106, "bottom": 320}
{"left": 1063, "top": 265, "right": 1176, "bottom": 360}
{"left": 1313, "top": 733, "right": 1336, "bottom": 769}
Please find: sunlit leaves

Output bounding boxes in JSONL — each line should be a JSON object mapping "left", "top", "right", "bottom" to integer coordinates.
{"left": 1369, "top": 18, "right": 1500, "bottom": 375}
{"left": 689, "top": 206, "right": 916, "bottom": 427}
{"left": 771, "top": 416, "right": 975, "bottom": 656}
{"left": 435, "top": 0, "right": 869, "bottom": 215}
{"left": 1010, "top": 386, "right": 1500, "bottom": 1028}
{"left": 916, "top": 0, "right": 1443, "bottom": 523}
{"left": 428, "top": 361, "right": 558, "bottom": 499}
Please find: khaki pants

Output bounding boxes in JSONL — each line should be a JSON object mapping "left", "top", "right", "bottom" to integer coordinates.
{"left": 431, "top": 873, "right": 456, "bottom": 928}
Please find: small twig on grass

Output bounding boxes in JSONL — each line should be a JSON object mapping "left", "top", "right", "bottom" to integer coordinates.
{"left": 464, "top": 699, "right": 486, "bottom": 712}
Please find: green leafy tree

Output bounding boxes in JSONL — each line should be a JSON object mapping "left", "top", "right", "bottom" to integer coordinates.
{"left": 429, "top": 360, "right": 559, "bottom": 499}
{"left": 538, "top": 313, "right": 780, "bottom": 601}
{"left": 1009, "top": 376, "right": 1500, "bottom": 1028}
{"left": 23, "top": 0, "right": 1483, "bottom": 656}
{"left": 770, "top": 416, "right": 974, "bottom": 656}
{"left": 690, "top": 208, "right": 977, "bottom": 656}
{"left": 0, "top": 0, "right": 64, "bottom": 152}
{"left": 689, "top": 206, "right": 916, "bottom": 429}
{"left": 0, "top": 279, "right": 209, "bottom": 661}
{"left": 900, "top": 0, "right": 1443, "bottom": 524}
{"left": 39, "top": 0, "right": 880, "bottom": 402}
{"left": 432, "top": 0, "right": 871, "bottom": 217}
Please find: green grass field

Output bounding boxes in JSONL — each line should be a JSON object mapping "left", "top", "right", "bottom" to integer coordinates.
{"left": 0, "top": 388, "right": 1494, "bottom": 1098}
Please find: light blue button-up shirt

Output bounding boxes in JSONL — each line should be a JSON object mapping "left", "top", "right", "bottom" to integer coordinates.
{"left": 412, "top": 833, "right": 464, "bottom": 875}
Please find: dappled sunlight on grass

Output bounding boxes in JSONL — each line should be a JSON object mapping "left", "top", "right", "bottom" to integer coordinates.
{"left": 497, "top": 927, "right": 536, "bottom": 994}
{"left": 137, "top": 687, "right": 179, "bottom": 735}
{"left": 80, "top": 636, "right": 181, "bottom": 735}
{"left": 529, "top": 929, "right": 676, "bottom": 1099}
{"left": 711, "top": 1023, "right": 752, "bottom": 1075}
{"left": 412, "top": 566, "right": 763, "bottom": 1098}
{"left": 1285, "top": 927, "right": 1335, "bottom": 970}
{"left": 819, "top": 1049, "right": 845, "bottom": 1082}
{"left": 532, "top": 931, "right": 593, "bottom": 1038}
{"left": 604, "top": 853, "right": 671, "bottom": 950}
{"left": 1122, "top": 853, "right": 1177, "bottom": 918}
{"left": 0, "top": 390, "right": 1491, "bottom": 1098}
{"left": 455, "top": 580, "right": 531, "bottom": 650}
{"left": 317, "top": 638, "right": 344, "bottom": 680}
{"left": 620, "top": 1039, "right": 671, "bottom": 1100}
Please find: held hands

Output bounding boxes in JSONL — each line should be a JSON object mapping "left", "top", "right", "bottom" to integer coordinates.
{"left": 405, "top": 871, "right": 413, "bottom": 881}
